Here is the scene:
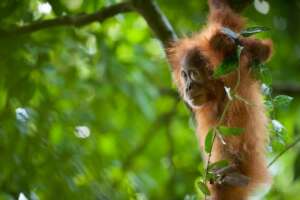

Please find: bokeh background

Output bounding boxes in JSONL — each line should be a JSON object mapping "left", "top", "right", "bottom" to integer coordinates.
{"left": 0, "top": 0, "right": 300, "bottom": 199}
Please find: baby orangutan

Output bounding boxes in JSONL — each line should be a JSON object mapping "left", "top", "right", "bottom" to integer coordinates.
{"left": 167, "top": 0, "right": 273, "bottom": 199}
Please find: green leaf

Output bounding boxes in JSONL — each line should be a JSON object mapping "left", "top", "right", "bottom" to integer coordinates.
{"left": 218, "top": 126, "right": 244, "bottom": 136}
{"left": 259, "top": 66, "right": 272, "bottom": 85}
{"left": 240, "top": 26, "right": 270, "bottom": 37}
{"left": 206, "top": 172, "right": 217, "bottom": 183}
{"left": 205, "top": 129, "right": 214, "bottom": 153}
{"left": 273, "top": 95, "right": 293, "bottom": 108}
{"left": 264, "top": 100, "right": 274, "bottom": 112}
{"left": 195, "top": 178, "right": 210, "bottom": 195}
{"left": 252, "top": 63, "right": 272, "bottom": 85}
{"left": 213, "top": 44, "right": 243, "bottom": 79}
{"left": 213, "top": 55, "right": 239, "bottom": 78}
{"left": 208, "top": 160, "right": 229, "bottom": 170}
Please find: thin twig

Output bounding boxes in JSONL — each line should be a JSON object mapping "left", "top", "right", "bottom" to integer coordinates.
{"left": 268, "top": 136, "right": 300, "bottom": 168}
{"left": 131, "top": 0, "right": 178, "bottom": 47}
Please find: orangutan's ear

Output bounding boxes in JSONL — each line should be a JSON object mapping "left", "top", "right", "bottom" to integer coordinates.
{"left": 239, "top": 38, "right": 273, "bottom": 63}
{"left": 210, "top": 31, "right": 237, "bottom": 56}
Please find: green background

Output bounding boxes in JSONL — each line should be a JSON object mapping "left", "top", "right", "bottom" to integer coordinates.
{"left": 0, "top": 0, "right": 300, "bottom": 199}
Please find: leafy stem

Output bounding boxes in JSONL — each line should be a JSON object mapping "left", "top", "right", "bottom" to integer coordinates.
{"left": 203, "top": 67, "right": 241, "bottom": 199}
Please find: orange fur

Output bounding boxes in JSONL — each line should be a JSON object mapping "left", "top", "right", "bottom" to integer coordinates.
{"left": 167, "top": 1, "right": 273, "bottom": 200}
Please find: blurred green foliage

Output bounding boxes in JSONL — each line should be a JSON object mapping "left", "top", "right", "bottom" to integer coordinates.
{"left": 0, "top": 0, "right": 300, "bottom": 199}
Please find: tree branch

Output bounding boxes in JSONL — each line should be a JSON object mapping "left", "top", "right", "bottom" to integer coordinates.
{"left": 209, "top": 0, "right": 253, "bottom": 12}
{"left": 0, "top": 2, "right": 133, "bottom": 37}
{"left": 122, "top": 100, "right": 179, "bottom": 170}
{"left": 131, "top": 0, "right": 178, "bottom": 47}
{"left": 268, "top": 127, "right": 300, "bottom": 168}
{"left": 227, "top": 0, "right": 253, "bottom": 12}
{"left": 272, "top": 82, "right": 300, "bottom": 96}
{"left": 0, "top": 0, "right": 178, "bottom": 48}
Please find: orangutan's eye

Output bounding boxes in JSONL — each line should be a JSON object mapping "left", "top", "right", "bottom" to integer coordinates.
{"left": 190, "top": 69, "right": 203, "bottom": 82}
{"left": 181, "top": 70, "right": 188, "bottom": 81}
